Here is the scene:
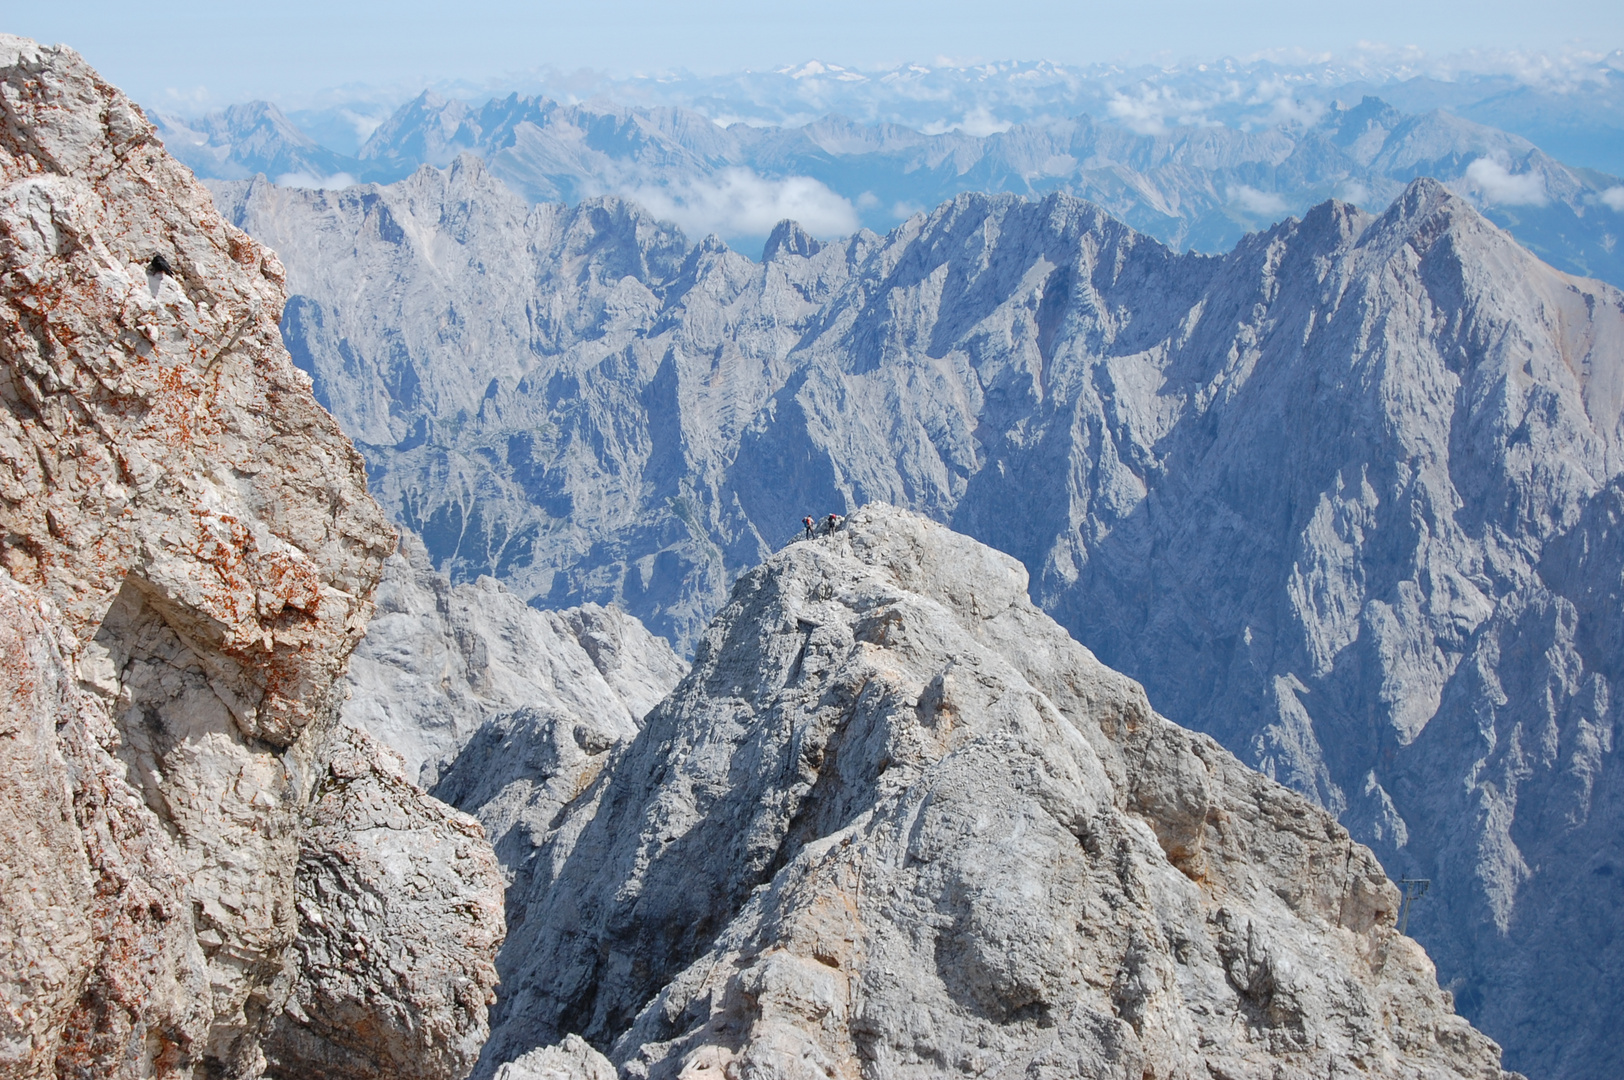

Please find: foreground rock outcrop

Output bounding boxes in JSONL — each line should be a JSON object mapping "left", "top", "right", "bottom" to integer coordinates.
{"left": 0, "top": 35, "right": 502, "bottom": 1079}
{"left": 263, "top": 724, "right": 505, "bottom": 1080}
{"left": 453, "top": 505, "right": 1514, "bottom": 1079}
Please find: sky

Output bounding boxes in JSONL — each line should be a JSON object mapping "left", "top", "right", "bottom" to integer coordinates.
{"left": 6, "top": 0, "right": 1623, "bottom": 111}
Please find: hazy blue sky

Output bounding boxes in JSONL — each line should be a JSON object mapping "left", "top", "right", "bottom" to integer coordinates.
{"left": 7, "top": 0, "right": 1622, "bottom": 109}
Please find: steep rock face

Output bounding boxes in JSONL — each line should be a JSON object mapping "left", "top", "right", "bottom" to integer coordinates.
{"left": 0, "top": 36, "right": 501, "bottom": 1080}
{"left": 460, "top": 505, "right": 1513, "bottom": 1080}
{"left": 219, "top": 162, "right": 1624, "bottom": 1077}
{"left": 211, "top": 159, "right": 854, "bottom": 647}
{"left": 343, "top": 533, "right": 685, "bottom": 783}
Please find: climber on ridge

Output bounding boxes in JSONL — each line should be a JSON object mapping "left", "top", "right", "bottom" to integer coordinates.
{"left": 802, "top": 516, "right": 815, "bottom": 539}
{"left": 824, "top": 512, "right": 844, "bottom": 534}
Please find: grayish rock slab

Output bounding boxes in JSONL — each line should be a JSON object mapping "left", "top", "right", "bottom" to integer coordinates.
{"left": 343, "top": 533, "right": 686, "bottom": 785}
{"left": 491, "top": 1036, "right": 615, "bottom": 1080}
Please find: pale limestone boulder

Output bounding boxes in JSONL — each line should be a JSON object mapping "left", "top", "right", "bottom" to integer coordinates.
{"left": 492, "top": 1036, "right": 615, "bottom": 1080}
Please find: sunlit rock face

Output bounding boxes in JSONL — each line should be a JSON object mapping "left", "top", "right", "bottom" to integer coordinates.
{"left": 462, "top": 505, "right": 1516, "bottom": 1080}
{"left": 342, "top": 532, "right": 685, "bottom": 786}
{"left": 0, "top": 35, "right": 502, "bottom": 1080}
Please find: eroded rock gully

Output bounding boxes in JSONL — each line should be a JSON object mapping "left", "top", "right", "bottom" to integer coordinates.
{"left": 0, "top": 35, "right": 502, "bottom": 1080}
{"left": 459, "top": 506, "right": 1518, "bottom": 1080}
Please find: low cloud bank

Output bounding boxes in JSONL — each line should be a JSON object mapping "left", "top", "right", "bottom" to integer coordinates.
{"left": 277, "top": 171, "right": 358, "bottom": 190}
{"left": 623, "top": 169, "right": 859, "bottom": 243}
{"left": 1465, "top": 158, "right": 1549, "bottom": 206}
{"left": 921, "top": 107, "right": 1013, "bottom": 138}
{"left": 1228, "top": 184, "right": 1289, "bottom": 216}
{"left": 1107, "top": 87, "right": 1219, "bottom": 136}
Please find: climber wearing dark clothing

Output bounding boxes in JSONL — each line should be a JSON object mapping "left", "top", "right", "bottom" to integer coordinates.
{"left": 824, "top": 513, "right": 843, "bottom": 534}
{"left": 802, "top": 516, "right": 815, "bottom": 539}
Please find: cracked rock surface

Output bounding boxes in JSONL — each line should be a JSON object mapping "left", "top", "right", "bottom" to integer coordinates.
{"left": 262, "top": 722, "right": 504, "bottom": 1080}
{"left": 464, "top": 505, "right": 1516, "bottom": 1080}
{"left": 0, "top": 35, "right": 502, "bottom": 1079}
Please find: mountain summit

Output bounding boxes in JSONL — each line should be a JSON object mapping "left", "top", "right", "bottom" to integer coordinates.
{"left": 451, "top": 504, "right": 1515, "bottom": 1079}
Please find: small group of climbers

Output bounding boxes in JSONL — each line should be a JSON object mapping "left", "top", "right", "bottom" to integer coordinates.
{"left": 800, "top": 513, "right": 844, "bottom": 539}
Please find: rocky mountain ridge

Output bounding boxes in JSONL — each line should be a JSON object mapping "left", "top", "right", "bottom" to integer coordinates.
{"left": 216, "top": 157, "right": 1624, "bottom": 1078}
{"left": 443, "top": 504, "right": 1517, "bottom": 1080}
{"left": 0, "top": 36, "right": 503, "bottom": 1080}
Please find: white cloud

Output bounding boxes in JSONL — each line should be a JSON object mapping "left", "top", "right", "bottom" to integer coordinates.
{"left": 1245, "top": 77, "right": 1327, "bottom": 128}
{"left": 921, "top": 107, "right": 1012, "bottom": 138}
{"left": 341, "top": 109, "right": 384, "bottom": 143}
{"left": 1106, "top": 86, "right": 1223, "bottom": 136}
{"left": 1107, "top": 92, "right": 1174, "bottom": 136}
{"left": 705, "top": 112, "right": 810, "bottom": 130}
{"left": 1228, "top": 184, "right": 1289, "bottom": 216}
{"left": 855, "top": 191, "right": 881, "bottom": 210}
{"left": 276, "top": 171, "right": 358, "bottom": 189}
{"left": 1601, "top": 187, "right": 1624, "bottom": 212}
{"left": 1337, "top": 181, "right": 1371, "bottom": 207}
{"left": 623, "top": 169, "right": 858, "bottom": 241}
{"left": 1465, "top": 158, "right": 1549, "bottom": 206}
{"left": 1267, "top": 95, "right": 1327, "bottom": 128}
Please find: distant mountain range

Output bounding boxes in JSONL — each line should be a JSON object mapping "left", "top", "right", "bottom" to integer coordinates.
{"left": 267, "top": 53, "right": 1624, "bottom": 174}
{"left": 214, "top": 160, "right": 1624, "bottom": 1079}
{"left": 153, "top": 65, "right": 1624, "bottom": 289}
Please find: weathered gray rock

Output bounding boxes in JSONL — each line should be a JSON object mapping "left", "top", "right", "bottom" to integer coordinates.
{"left": 343, "top": 533, "right": 685, "bottom": 784}
{"left": 215, "top": 156, "right": 1624, "bottom": 1078}
{"left": 210, "top": 159, "right": 821, "bottom": 648}
{"left": 491, "top": 1036, "right": 615, "bottom": 1080}
{"left": 468, "top": 505, "right": 1514, "bottom": 1080}
{"left": 263, "top": 722, "right": 505, "bottom": 1080}
{"left": 0, "top": 35, "right": 502, "bottom": 1080}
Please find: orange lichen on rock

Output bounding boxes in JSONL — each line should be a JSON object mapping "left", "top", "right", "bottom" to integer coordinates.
{"left": 0, "top": 34, "right": 393, "bottom": 746}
